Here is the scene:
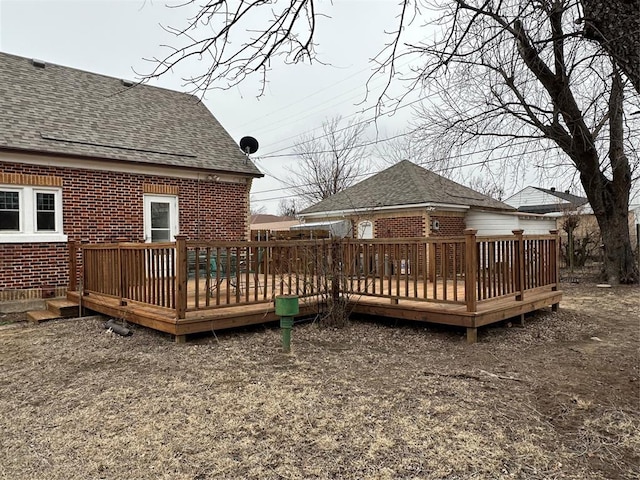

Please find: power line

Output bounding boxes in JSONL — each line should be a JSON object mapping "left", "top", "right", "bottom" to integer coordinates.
{"left": 240, "top": 55, "right": 422, "bottom": 143}
{"left": 256, "top": 91, "right": 434, "bottom": 158}
{"left": 251, "top": 143, "right": 560, "bottom": 202}
{"left": 258, "top": 128, "right": 420, "bottom": 160}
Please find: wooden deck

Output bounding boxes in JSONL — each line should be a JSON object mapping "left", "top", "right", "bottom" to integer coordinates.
{"left": 67, "top": 285, "right": 561, "bottom": 343}
{"left": 67, "top": 231, "right": 563, "bottom": 343}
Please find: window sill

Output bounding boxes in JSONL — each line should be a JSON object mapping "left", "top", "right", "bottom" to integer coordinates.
{"left": 0, "top": 233, "right": 69, "bottom": 244}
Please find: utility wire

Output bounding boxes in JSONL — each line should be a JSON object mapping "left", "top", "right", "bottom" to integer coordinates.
{"left": 251, "top": 143, "right": 560, "bottom": 202}
{"left": 256, "top": 92, "right": 434, "bottom": 158}
{"left": 240, "top": 55, "right": 422, "bottom": 141}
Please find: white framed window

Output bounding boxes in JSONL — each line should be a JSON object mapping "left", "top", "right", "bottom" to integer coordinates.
{"left": 0, "top": 185, "right": 67, "bottom": 243}
{"left": 143, "top": 194, "right": 179, "bottom": 242}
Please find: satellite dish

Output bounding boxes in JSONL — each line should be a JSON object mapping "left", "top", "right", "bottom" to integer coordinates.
{"left": 239, "top": 136, "right": 259, "bottom": 154}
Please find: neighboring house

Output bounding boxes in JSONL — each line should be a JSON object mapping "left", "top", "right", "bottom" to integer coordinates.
{"left": 0, "top": 52, "right": 262, "bottom": 301}
{"left": 505, "top": 186, "right": 596, "bottom": 242}
{"left": 506, "top": 186, "right": 640, "bottom": 254}
{"left": 298, "top": 160, "right": 556, "bottom": 238}
{"left": 504, "top": 186, "right": 589, "bottom": 214}
{"left": 250, "top": 214, "right": 301, "bottom": 240}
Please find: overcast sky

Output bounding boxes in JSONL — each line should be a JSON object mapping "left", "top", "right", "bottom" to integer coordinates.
{"left": 0, "top": 0, "right": 422, "bottom": 213}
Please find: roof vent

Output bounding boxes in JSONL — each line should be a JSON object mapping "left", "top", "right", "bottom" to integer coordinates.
{"left": 550, "top": 187, "right": 556, "bottom": 192}
{"left": 31, "top": 58, "right": 46, "bottom": 69}
{"left": 121, "top": 79, "right": 134, "bottom": 87}
{"left": 564, "top": 190, "right": 570, "bottom": 194}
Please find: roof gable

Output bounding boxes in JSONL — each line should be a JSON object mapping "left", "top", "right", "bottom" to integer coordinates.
{"left": 532, "top": 187, "right": 588, "bottom": 206}
{"left": 0, "top": 52, "right": 262, "bottom": 176}
{"left": 505, "top": 186, "right": 589, "bottom": 213}
{"left": 300, "top": 160, "right": 513, "bottom": 215}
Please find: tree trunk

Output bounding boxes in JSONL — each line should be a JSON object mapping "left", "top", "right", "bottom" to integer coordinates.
{"left": 578, "top": 144, "right": 638, "bottom": 284}
{"left": 577, "top": 68, "right": 637, "bottom": 284}
{"left": 596, "top": 207, "right": 637, "bottom": 284}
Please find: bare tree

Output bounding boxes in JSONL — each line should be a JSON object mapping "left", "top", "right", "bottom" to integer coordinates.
{"left": 465, "top": 176, "right": 506, "bottom": 202}
{"left": 375, "top": 131, "right": 431, "bottom": 168}
{"left": 277, "top": 198, "right": 298, "bottom": 217}
{"left": 144, "top": 1, "right": 639, "bottom": 96}
{"left": 580, "top": 0, "right": 640, "bottom": 94}
{"left": 402, "top": 1, "right": 639, "bottom": 284}
{"left": 147, "top": 0, "right": 639, "bottom": 283}
{"left": 287, "top": 116, "right": 370, "bottom": 207}
{"left": 249, "top": 201, "right": 266, "bottom": 216}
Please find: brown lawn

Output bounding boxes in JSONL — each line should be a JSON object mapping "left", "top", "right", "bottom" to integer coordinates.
{"left": 0, "top": 282, "right": 638, "bottom": 479}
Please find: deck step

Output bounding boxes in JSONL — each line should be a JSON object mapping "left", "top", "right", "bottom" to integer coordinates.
{"left": 27, "top": 310, "right": 60, "bottom": 323}
{"left": 46, "top": 299, "right": 80, "bottom": 317}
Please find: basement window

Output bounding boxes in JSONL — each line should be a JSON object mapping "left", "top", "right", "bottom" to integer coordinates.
{"left": 0, "top": 186, "right": 67, "bottom": 243}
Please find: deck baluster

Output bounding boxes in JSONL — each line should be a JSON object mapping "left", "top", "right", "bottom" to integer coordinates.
{"left": 512, "top": 230, "right": 525, "bottom": 301}
{"left": 464, "top": 229, "right": 478, "bottom": 312}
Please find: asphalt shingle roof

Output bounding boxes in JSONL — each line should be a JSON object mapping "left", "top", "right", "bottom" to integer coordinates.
{"left": 532, "top": 187, "right": 588, "bottom": 208}
{"left": 300, "top": 160, "right": 513, "bottom": 214}
{"left": 0, "top": 52, "right": 262, "bottom": 177}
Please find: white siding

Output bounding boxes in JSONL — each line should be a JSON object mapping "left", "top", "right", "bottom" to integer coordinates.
{"left": 519, "top": 217, "right": 557, "bottom": 234}
{"left": 466, "top": 210, "right": 556, "bottom": 236}
{"left": 504, "top": 186, "right": 570, "bottom": 209}
{"left": 466, "top": 211, "right": 519, "bottom": 235}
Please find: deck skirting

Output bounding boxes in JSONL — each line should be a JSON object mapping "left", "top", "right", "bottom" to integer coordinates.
{"left": 68, "top": 287, "right": 562, "bottom": 343}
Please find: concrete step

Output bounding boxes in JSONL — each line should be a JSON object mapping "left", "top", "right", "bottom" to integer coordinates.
{"left": 27, "top": 309, "right": 59, "bottom": 323}
{"left": 46, "top": 299, "right": 79, "bottom": 318}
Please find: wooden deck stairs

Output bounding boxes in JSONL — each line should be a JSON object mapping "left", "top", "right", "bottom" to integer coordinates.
{"left": 27, "top": 299, "right": 80, "bottom": 323}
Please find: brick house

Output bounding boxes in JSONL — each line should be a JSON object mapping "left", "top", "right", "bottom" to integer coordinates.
{"left": 298, "top": 160, "right": 550, "bottom": 238}
{"left": 0, "top": 52, "right": 262, "bottom": 301}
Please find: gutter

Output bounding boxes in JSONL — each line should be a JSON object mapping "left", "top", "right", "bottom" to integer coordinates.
{"left": 299, "top": 202, "right": 470, "bottom": 219}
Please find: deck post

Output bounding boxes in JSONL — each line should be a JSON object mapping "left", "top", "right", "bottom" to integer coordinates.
{"left": 68, "top": 241, "right": 78, "bottom": 292}
{"left": 466, "top": 327, "right": 478, "bottom": 344}
{"left": 117, "top": 243, "right": 126, "bottom": 306}
{"left": 175, "top": 235, "right": 188, "bottom": 320}
{"left": 550, "top": 229, "right": 561, "bottom": 312}
{"left": 549, "top": 229, "right": 560, "bottom": 291}
{"left": 512, "top": 229, "right": 525, "bottom": 301}
{"left": 464, "top": 229, "right": 477, "bottom": 312}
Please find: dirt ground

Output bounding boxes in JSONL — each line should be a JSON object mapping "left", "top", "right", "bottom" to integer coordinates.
{"left": 0, "top": 281, "right": 638, "bottom": 480}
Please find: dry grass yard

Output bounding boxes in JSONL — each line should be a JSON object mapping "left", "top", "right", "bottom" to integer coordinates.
{"left": 1, "top": 282, "right": 638, "bottom": 480}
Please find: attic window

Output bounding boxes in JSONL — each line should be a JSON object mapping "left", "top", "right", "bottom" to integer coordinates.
{"left": 121, "top": 79, "right": 134, "bottom": 87}
{"left": 31, "top": 59, "right": 46, "bottom": 69}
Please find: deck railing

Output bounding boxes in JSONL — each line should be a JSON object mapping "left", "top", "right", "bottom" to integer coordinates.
{"left": 79, "top": 242, "right": 177, "bottom": 310}
{"left": 69, "top": 229, "right": 559, "bottom": 318}
{"left": 338, "top": 236, "right": 467, "bottom": 304}
{"left": 180, "top": 239, "right": 333, "bottom": 316}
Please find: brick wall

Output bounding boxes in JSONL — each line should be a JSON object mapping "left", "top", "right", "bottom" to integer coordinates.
{"left": 0, "top": 161, "right": 250, "bottom": 296}
{"left": 374, "top": 215, "right": 425, "bottom": 238}
{"left": 429, "top": 214, "right": 466, "bottom": 278}
{"left": 0, "top": 243, "right": 69, "bottom": 291}
{"left": 429, "top": 214, "right": 466, "bottom": 237}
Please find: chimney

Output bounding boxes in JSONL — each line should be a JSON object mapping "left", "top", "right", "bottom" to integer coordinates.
{"left": 550, "top": 187, "right": 556, "bottom": 192}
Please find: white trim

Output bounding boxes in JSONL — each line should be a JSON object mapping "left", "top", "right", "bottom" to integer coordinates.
{"left": 299, "top": 202, "right": 470, "bottom": 219}
{"left": 0, "top": 233, "right": 68, "bottom": 243}
{"left": 144, "top": 194, "right": 179, "bottom": 242}
{"left": 0, "top": 186, "right": 23, "bottom": 232}
{"left": 0, "top": 150, "right": 249, "bottom": 184}
{"left": 33, "top": 187, "right": 64, "bottom": 233}
{"left": 0, "top": 184, "right": 66, "bottom": 243}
